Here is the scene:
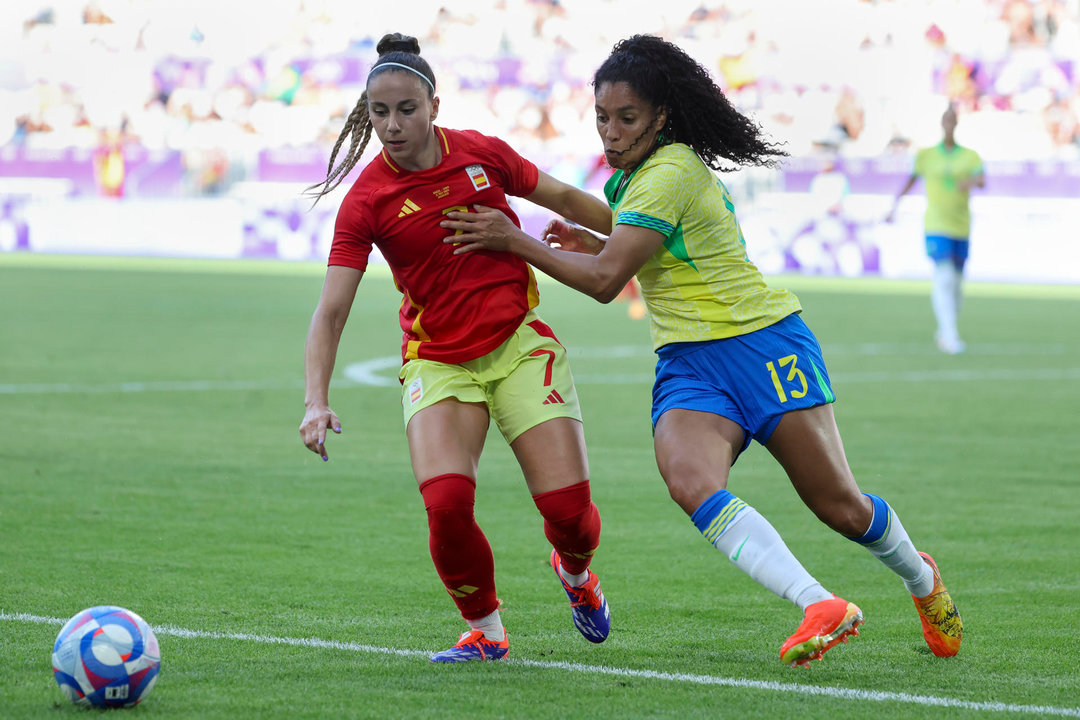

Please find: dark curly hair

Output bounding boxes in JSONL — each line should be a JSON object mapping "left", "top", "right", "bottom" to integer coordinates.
{"left": 305, "top": 33, "right": 437, "bottom": 203}
{"left": 593, "top": 35, "right": 786, "bottom": 171}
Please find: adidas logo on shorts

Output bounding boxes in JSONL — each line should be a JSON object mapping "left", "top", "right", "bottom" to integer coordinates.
{"left": 543, "top": 389, "right": 565, "bottom": 405}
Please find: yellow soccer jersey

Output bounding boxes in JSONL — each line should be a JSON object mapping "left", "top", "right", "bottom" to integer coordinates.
{"left": 605, "top": 143, "right": 801, "bottom": 350}
{"left": 914, "top": 143, "right": 983, "bottom": 238}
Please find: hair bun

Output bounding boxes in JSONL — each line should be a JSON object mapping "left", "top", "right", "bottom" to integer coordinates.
{"left": 377, "top": 33, "right": 421, "bottom": 56}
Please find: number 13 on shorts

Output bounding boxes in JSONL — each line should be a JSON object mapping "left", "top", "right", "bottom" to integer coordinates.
{"left": 766, "top": 354, "right": 808, "bottom": 403}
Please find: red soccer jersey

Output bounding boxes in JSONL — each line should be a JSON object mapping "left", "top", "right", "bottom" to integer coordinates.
{"left": 329, "top": 127, "right": 541, "bottom": 364}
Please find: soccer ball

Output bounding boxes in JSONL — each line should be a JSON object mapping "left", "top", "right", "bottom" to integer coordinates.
{"left": 52, "top": 606, "right": 160, "bottom": 708}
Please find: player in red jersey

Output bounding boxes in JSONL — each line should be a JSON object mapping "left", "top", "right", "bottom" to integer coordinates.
{"left": 299, "top": 33, "right": 614, "bottom": 662}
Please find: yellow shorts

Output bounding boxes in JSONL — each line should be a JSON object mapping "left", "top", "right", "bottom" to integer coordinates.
{"left": 399, "top": 311, "right": 582, "bottom": 443}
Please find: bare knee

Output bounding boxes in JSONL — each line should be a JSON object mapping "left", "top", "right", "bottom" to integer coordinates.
{"left": 664, "top": 478, "right": 704, "bottom": 515}
{"left": 657, "top": 455, "right": 725, "bottom": 515}
{"left": 653, "top": 410, "right": 741, "bottom": 516}
{"left": 811, "top": 492, "right": 872, "bottom": 538}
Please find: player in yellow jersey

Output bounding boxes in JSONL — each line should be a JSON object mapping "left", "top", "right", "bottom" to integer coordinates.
{"left": 443, "top": 35, "right": 962, "bottom": 665}
{"left": 887, "top": 104, "right": 985, "bottom": 354}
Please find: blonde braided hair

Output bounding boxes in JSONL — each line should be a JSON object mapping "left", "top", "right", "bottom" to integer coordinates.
{"left": 303, "top": 94, "right": 373, "bottom": 203}
{"left": 305, "top": 33, "right": 435, "bottom": 204}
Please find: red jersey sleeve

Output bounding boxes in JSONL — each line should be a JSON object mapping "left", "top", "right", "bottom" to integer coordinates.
{"left": 459, "top": 130, "right": 539, "bottom": 198}
{"left": 320, "top": 128, "right": 544, "bottom": 365}
{"left": 327, "top": 187, "right": 375, "bottom": 270}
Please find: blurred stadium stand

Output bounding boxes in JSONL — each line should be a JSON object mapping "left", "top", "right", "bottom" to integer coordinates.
{"left": 2, "top": 0, "right": 1078, "bottom": 281}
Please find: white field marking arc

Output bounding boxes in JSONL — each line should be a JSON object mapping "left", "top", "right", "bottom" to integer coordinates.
{"left": 4, "top": 611, "right": 1078, "bottom": 718}
{"left": 341, "top": 357, "right": 1080, "bottom": 388}
{"left": 341, "top": 355, "right": 404, "bottom": 387}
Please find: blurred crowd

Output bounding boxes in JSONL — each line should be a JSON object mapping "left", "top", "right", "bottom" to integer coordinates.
{"left": 2, "top": 0, "right": 1078, "bottom": 196}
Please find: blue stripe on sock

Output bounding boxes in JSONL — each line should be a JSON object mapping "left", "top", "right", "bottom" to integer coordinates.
{"left": 852, "top": 493, "right": 891, "bottom": 546}
{"left": 691, "top": 490, "right": 747, "bottom": 543}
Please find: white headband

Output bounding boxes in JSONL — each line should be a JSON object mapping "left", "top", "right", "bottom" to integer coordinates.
{"left": 373, "top": 62, "right": 435, "bottom": 92}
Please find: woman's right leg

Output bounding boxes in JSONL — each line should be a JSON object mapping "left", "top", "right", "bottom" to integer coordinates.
{"left": 655, "top": 408, "right": 861, "bottom": 666}
{"left": 655, "top": 408, "right": 835, "bottom": 610}
{"left": 406, "top": 399, "right": 509, "bottom": 662}
{"left": 932, "top": 258, "right": 964, "bottom": 353}
{"left": 510, "top": 416, "right": 609, "bottom": 643}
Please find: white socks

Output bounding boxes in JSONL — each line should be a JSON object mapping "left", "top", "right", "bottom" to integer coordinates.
{"left": 466, "top": 609, "right": 505, "bottom": 642}
{"left": 708, "top": 503, "right": 834, "bottom": 610}
{"left": 932, "top": 261, "right": 964, "bottom": 350}
{"left": 694, "top": 490, "right": 938, "bottom": 610}
{"left": 854, "top": 494, "right": 935, "bottom": 598}
{"left": 558, "top": 563, "right": 589, "bottom": 588}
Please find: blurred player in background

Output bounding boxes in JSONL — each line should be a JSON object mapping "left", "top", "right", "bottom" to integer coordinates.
{"left": 614, "top": 276, "right": 647, "bottom": 319}
{"left": 887, "top": 104, "right": 985, "bottom": 354}
{"left": 91, "top": 126, "right": 127, "bottom": 198}
{"left": 444, "top": 34, "right": 963, "bottom": 666}
{"left": 299, "top": 33, "right": 614, "bottom": 663}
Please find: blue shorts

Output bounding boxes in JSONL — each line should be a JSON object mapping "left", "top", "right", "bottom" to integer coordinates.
{"left": 925, "top": 235, "right": 969, "bottom": 266}
{"left": 651, "top": 313, "right": 836, "bottom": 455}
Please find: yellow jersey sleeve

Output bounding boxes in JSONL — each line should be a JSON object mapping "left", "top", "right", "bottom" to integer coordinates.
{"left": 612, "top": 144, "right": 801, "bottom": 350}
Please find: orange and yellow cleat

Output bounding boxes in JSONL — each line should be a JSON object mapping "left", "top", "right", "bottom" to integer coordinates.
{"left": 912, "top": 552, "right": 962, "bottom": 657}
{"left": 780, "top": 596, "right": 863, "bottom": 667}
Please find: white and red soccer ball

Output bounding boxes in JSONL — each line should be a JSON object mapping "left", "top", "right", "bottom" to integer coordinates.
{"left": 52, "top": 606, "right": 160, "bottom": 708}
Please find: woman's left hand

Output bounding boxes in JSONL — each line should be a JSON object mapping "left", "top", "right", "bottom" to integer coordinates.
{"left": 441, "top": 204, "right": 526, "bottom": 254}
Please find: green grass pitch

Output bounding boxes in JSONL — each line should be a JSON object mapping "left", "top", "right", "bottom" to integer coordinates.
{"left": 1, "top": 254, "right": 1078, "bottom": 719}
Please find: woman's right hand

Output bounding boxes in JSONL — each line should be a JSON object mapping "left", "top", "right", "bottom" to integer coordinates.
{"left": 299, "top": 404, "right": 342, "bottom": 461}
{"left": 543, "top": 219, "right": 605, "bottom": 255}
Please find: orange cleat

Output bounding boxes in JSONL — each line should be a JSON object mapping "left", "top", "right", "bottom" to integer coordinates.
{"left": 780, "top": 596, "right": 863, "bottom": 667}
{"left": 912, "top": 552, "right": 962, "bottom": 657}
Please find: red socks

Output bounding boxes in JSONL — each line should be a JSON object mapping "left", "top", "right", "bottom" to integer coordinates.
{"left": 532, "top": 480, "right": 601, "bottom": 576}
{"left": 418, "top": 473, "right": 497, "bottom": 620}
{"left": 418, "top": 475, "right": 601, "bottom": 618}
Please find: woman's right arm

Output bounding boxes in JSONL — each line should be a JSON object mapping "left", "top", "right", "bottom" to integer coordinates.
{"left": 300, "top": 265, "right": 364, "bottom": 460}
{"left": 443, "top": 205, "right": 665, "bottom": 303}
{"left": 885, "top": 173, "right": 919, "bottom": 223}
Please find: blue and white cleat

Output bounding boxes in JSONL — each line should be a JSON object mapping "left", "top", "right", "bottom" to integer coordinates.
{"left": 429, "top": 629, "right": 509, "bottom": 663}
{"left": 551, "top": 550, "right": 610, "bottom": 643}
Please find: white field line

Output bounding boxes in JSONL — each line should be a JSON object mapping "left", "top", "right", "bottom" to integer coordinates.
{"left": 5, "top": 611, "right": 1078, "bottom": 717}
{"left": 576, "top": 367, "right": 1080, "bottom": 385}
{"left": 0, "top": 379, "right": 308, "bottom": 395}
{"left": 565, "top": 343, "right": 1075, "bottom": 358}
{"left": 3, "top": 366, "right": 1079, "bottom": 395}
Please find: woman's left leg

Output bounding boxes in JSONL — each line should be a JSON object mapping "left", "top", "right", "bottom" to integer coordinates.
{"left": 510, "top": 417, "right": 609, "bottom": 643}
{"left": 766, "top": 404, "right": 963, "bottom": 656}
{"left": 510, "top": 416, "right": 600, "bottom": 578}
{"left": 765, "top": 404, "right": 929, "bottom": 583}
{"left": 488, "top": 312, "right": 608, "bottom": 642}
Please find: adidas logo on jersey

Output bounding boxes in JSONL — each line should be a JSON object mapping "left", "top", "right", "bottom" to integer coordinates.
{"left": 398, "top": 198, "right": 421, "bottom": 217}
{"left": 542, "top": 389, "right": 565, "bottom": 405}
